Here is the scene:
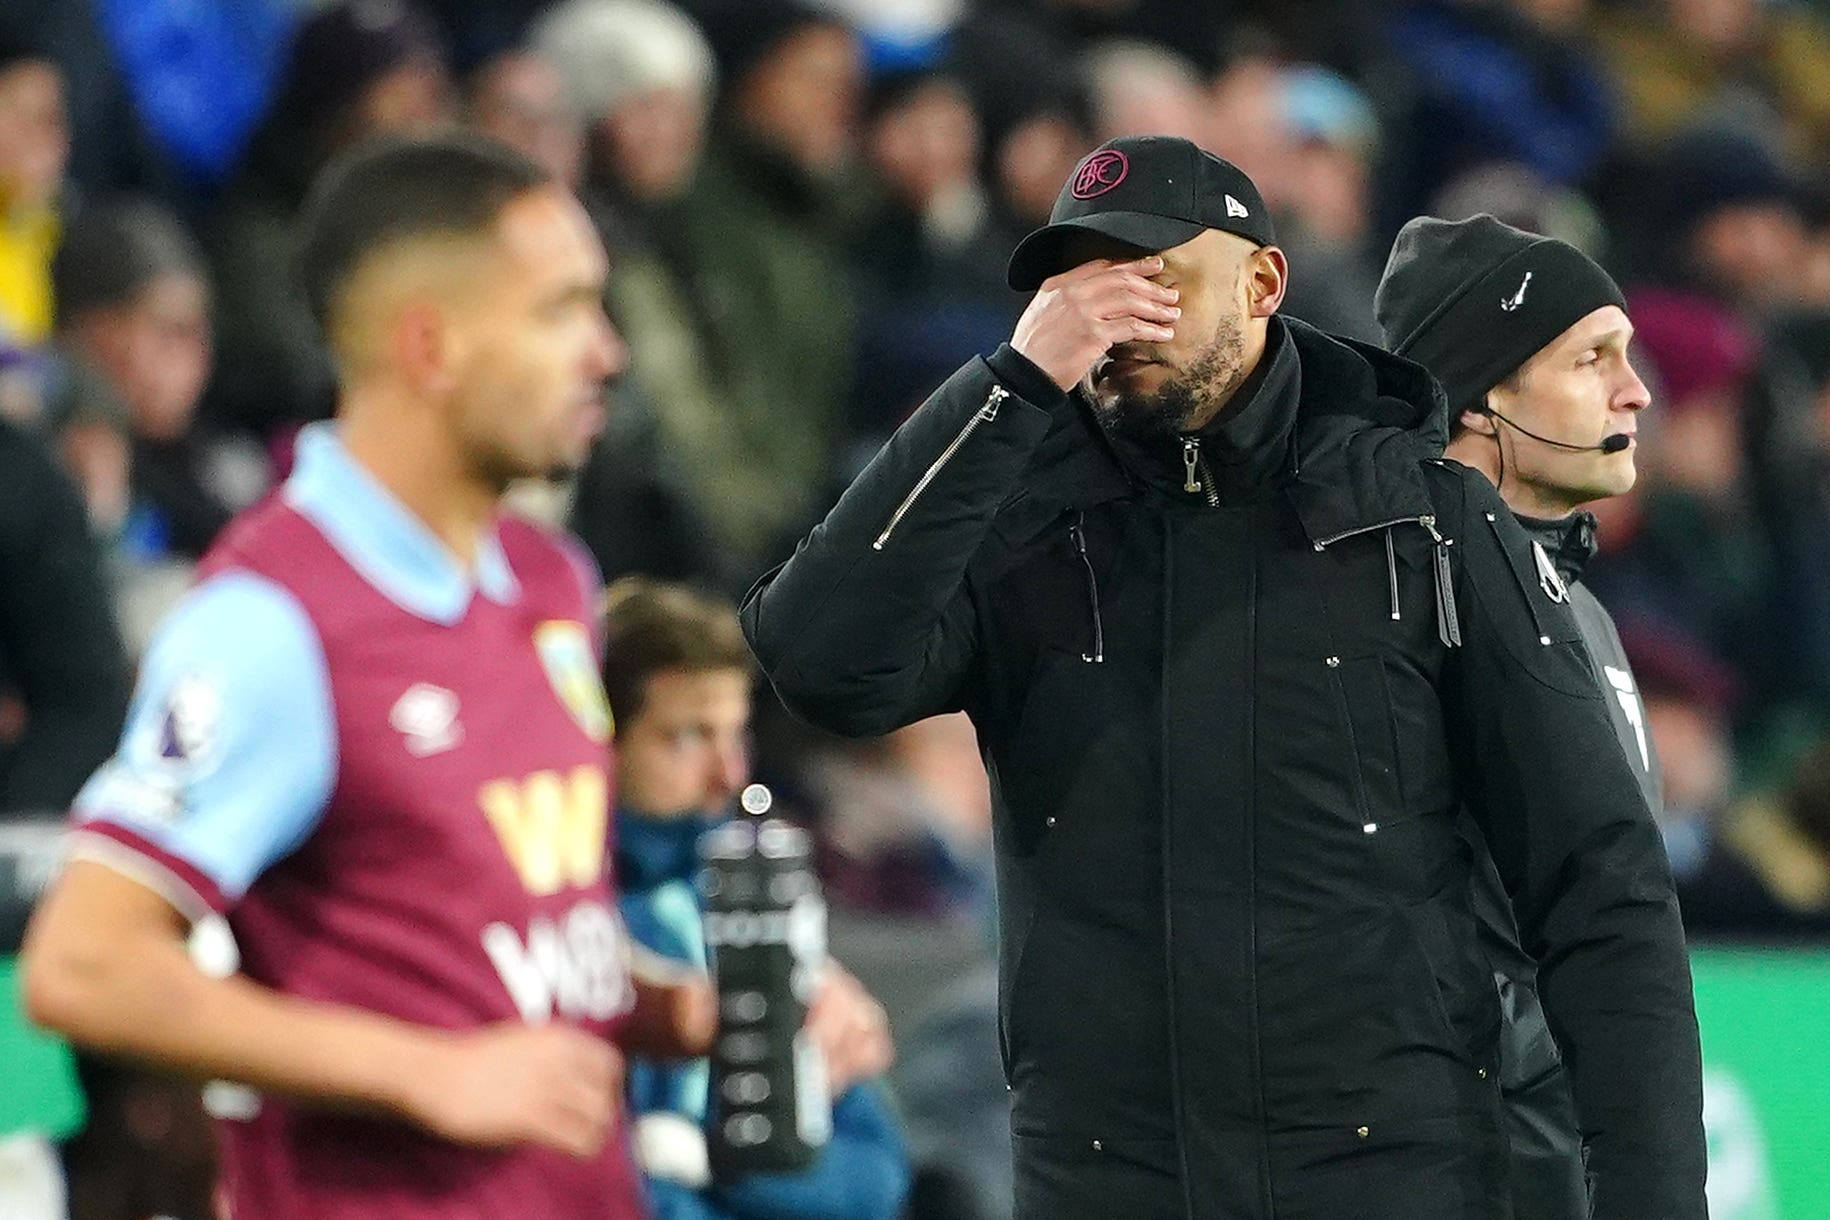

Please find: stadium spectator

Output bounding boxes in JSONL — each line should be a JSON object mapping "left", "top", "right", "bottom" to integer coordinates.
{"left": 946, "top": 9, "right": 1091, "bottom": 259}
{"left": 465, "top": 47, "right": 584, "bottom": 190}
{"left": 803, "top": 713, "right": 998, "bottom": 1043}
{"left": 1273, "top": 65, "right": 1382, "bottom": 341}
{"left": 635, "top": 0, "right": 864, "bottom": 579}
{"left": 0, "top": 419, "right": 126, "bottom": 815}
{"left": 855, "top": 65, "right": 1007, "bottom": 308}
{"left": 203, "top": 0, "right": 454, "bottom": 439}
{"left": 534, "top": 0, "right": 735, "bottom": 588}
{"left": 1753, "top": 311, "right": 1830, "bottom": 709}
{"left": 50, "top": 200, "right": 267, "bottom": 565}
{"left": 1585, "top": 288, "right": 1779, "bottom": 706}
{"left": 1618, "top": 622, "right": 1742, "bottom": 887}
{"left": 1679, "top": 724, "right": 1830, "bottom": 939}
{"left": 546, "top": 0, "right": 874, "bottom": 588}
{"left": 534, "top": 0, "right": 715, "bottom": 213}
{"left": 0, "top": 36, "right": 69, "bottom": 350}
{"left": 1202, "top": 37, "right": 1296, "bottom": 215}
{"left": 1079, "top": 39, "right": 1208, "bottom": 145}
{"left": 1, "top": 412, "right": 126, "bottom": 1220}
{"left": 533, "top": 0, "right": 735, "bottom": 586}
{"left": 847, "top": 63, "right": 1017, "bottom": 465}
{"left": 1626, "top": 125, "right": 1808, "bottom": 313}
{"left": 1595, "top": 0, "right": 1830, "bottom": 163}
{"left": 602, "top": 576, "right": 910, "bottom": 1220}
{"left": 1375, "top": 0, "right": 1617, "bottom": 230}
{"left": 1430, "top": 162, "right": 1611, "bottom": 259}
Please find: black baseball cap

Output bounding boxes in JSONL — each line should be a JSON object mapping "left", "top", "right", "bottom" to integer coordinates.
{"left": 1007, "top": 135, "right": 1276, "bottom": 291}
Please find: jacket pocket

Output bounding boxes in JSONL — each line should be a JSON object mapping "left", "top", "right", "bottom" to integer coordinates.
{"left": 1401, "top": 892, "right": 1500, "bottom": 1072}
{"left": 997, "top": 898, "right": 1040, "bottom": 1087}
{"left": 1257, "top": 911, "right": 1474, "bottom": 1124}
{"left": 1328, "top": 656, "right": 1404, "bottom": 830}
{"left": 1494, "top": 973, "right": 1563, "bottom": 1092}
{"left": 1011, "top": 1133, "right": 1183, "bottom": 1220}
{"left": 1266, "top": 1111, "right": 1508, "bottom": 1220}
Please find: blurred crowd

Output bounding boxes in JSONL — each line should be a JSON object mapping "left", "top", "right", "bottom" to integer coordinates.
{"left": 6, "top": 0, "right": 1830, "bottom": 1215}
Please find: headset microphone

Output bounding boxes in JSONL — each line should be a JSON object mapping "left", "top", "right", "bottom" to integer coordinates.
{"left": 1488, "top": 408, "right": 1631, "bottom": 455}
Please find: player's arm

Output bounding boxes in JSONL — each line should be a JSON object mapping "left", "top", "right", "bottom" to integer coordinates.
{"left": 19, "top": 572, "right": 618, "bottom": 1157}
{"left": 23, "top": 857, "right": 616, "bottom": 1154}
{"left": 744, "top": 260, "right": 1174, "bottom": 739}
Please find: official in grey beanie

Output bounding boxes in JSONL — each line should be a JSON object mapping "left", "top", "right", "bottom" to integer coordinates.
{"left": 1375, "top": 214, "right": 1626, "bottom": 418}
{"left": 1377, "top": 211, "right": 1666, "bottom": 1220}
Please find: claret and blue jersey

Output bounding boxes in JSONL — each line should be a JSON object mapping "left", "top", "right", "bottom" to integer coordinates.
{"left": 68, "top": 424, "right": 645, "bottom": 1220}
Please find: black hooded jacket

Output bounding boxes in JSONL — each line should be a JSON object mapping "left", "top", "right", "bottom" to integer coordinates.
{"left": 1464, "top": 510, "right": 1668, "bottom": 1220}
{"left": 743, "top": 316, "right": 1705, "bottom": 1220}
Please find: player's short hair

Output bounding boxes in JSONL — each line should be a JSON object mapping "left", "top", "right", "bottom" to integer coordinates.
{"left": 600, "top": 577, "right": 754, "bottom": 727}
{"left": 295, "top": 131, "right": 550, "bottom": 333}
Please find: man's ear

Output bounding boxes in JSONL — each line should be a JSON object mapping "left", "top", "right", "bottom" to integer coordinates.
{"left": 1461, "top": 401, "right": 1499, "bottom": 437}
{"left": 390, "top": 299, "right": 462, "bottom": 398}
{"left": 1248, "top": 245, "right": 1288, "bottom": 318}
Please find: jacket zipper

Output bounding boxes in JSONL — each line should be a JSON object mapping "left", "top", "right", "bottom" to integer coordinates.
{"left": 1070, "top": 513, "right": 1105, "bottom": 663}
{"left": 872, "top": 386, "right": 1008, "bottom": 550}
{"left": 1312, "top": 515, "right": 1461, "bottom": 647}
{"left": 1181, "top": 438, "right": 1220, "bottom": 508}
{"left": 1385, "top": 529, "right": 1401, "bottom": 622}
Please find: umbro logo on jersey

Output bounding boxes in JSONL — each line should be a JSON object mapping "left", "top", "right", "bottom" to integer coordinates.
{"left": 391, "top": 684, "right": 463, "bottom": 757}
{"left": 1225, "top": 194, "right": 1250, "bottom": 219}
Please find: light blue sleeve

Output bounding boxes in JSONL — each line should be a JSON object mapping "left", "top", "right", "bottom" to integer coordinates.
{"left": 72, "top": 571, "right": 337, "bottom": 907}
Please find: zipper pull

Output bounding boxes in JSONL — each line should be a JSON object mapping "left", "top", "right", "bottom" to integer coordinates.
{"left": 1385, "top": 529, "right": 1401, "bottom": 622}
{"left": 1070, "top": 514, "right": 1105, "bottom": 664}
{"left": 1182, "top": 438, "right": 1203, "bottom": 494}
{"left": 872, "top": 384, "right": 1010, "bottom": 551}
{"left": 1422, "top": 516, "right": 1462, "bottom": 648}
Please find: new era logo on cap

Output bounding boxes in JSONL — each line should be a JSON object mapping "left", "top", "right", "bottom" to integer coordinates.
{"left": 1007, "top": 135, "right": 1277, "bottom": 290}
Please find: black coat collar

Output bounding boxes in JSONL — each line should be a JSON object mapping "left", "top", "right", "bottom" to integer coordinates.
{"left": 1514, "top": 510, "right": 1600, "bottom": 584}
{"left": 1017, "top": 316, "right": 1449, "bottom": 545}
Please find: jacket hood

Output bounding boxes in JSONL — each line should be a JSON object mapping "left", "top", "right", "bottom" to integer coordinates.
{"left": 1020, "top": 315, "right": 1449, "bottom": 543}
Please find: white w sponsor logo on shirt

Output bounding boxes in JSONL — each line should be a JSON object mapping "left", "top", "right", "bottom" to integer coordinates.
{"left": 481, "top": 897, "right": 633, "bottom": 1023}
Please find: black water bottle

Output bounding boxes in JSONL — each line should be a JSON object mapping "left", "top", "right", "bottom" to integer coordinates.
{"left": 700, "top": 783, "right": 831, "bottom": 1177}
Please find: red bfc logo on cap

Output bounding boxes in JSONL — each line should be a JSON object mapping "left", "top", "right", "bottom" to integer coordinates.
{"left": 1071, "top": 150, "right": 1129, "bottom": 199}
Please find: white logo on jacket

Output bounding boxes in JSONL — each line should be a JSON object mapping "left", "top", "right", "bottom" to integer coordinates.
{"left": 1603, "top": 665, "right": 1650, "bottom": 772}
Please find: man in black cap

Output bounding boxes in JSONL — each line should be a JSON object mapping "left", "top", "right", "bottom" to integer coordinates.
{"left": 742, "top": 135, "right": 1706, "bottom": 1220}
{"left": 1376, "top": 214, "right": 1667, "bottom": 1218}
